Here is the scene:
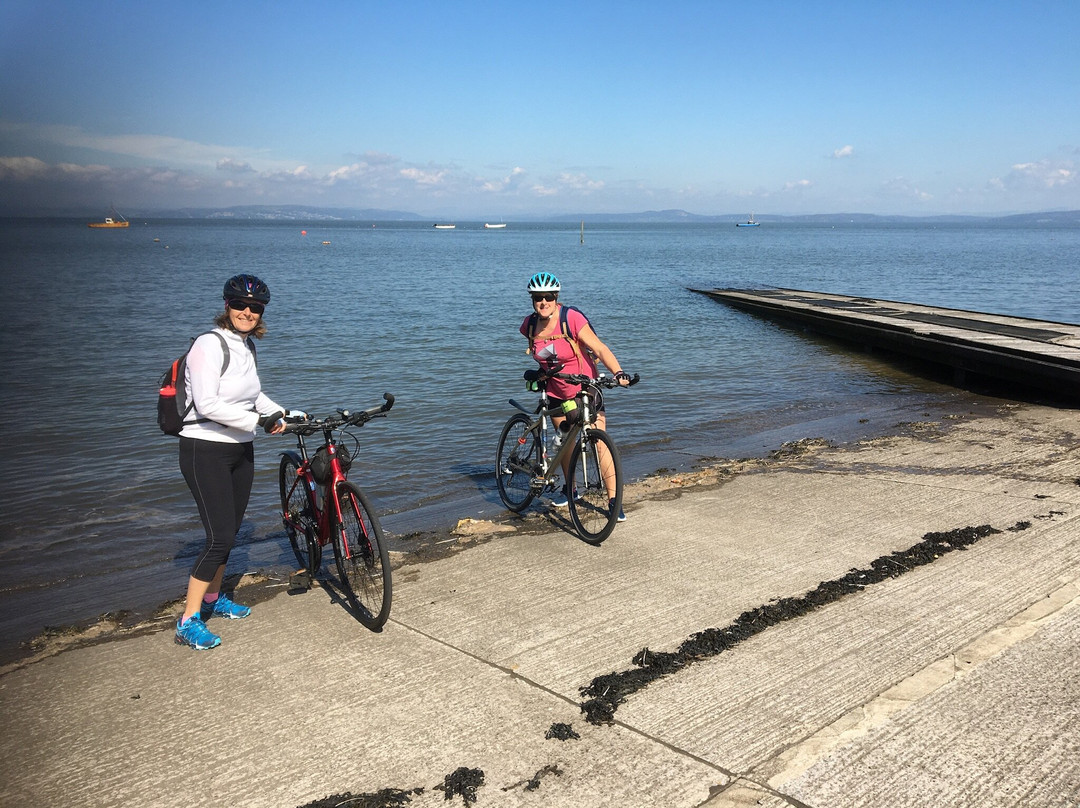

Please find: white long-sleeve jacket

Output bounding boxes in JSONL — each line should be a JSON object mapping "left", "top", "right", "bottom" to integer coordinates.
{"left": 179, "top": 327, "right": 284, "bottom": 443}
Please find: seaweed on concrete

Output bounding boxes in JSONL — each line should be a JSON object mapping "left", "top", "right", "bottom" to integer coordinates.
{"left": 545, "top": 722, "right": 580, "bottom": 741}
{"left": 435, "top": 767, "right": 485, "bottom": 805}
{"left": 579, "top": 523, "right": 1012, "bottom": 724}
{"left": 296, "top": 787, "right": 422, "bottom": 808}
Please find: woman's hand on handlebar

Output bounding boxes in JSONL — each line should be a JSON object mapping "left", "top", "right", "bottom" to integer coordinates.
{"left": 258, "top": 411, "right": 287, "bottom": 434}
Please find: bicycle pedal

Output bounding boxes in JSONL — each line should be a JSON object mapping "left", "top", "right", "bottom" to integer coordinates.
{"left": 288, "top": 570, "right": 312, "bottom": 593}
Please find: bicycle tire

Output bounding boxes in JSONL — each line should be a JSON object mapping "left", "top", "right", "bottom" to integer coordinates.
{"left": 495, "top": 412, "right": 540, "bottom": 512}
{"left": 279, "top": 452, "right": 321, "bottom": 574}
{"left": 332, "top": 480, "right": 392, "bottom": 631}
{"left": 568, "top": 428, "right": 623, "bottom": 544}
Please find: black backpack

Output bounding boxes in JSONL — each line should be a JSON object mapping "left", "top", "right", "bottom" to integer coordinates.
{"left": 157, "top": 332, "right": 254, "bottom": 436}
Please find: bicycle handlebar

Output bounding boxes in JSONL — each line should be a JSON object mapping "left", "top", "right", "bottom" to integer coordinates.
{"left": 554, "top": 372, "right": 640, "bottom": 389}
{"left": 282, "top": 393, "right": 395, "bottom": 435}
{"left": 523, "top": 364, "right": 639, "bottom": 390}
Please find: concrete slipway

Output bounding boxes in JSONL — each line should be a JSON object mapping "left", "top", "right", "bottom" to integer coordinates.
{"left": 1, "top": 403, "right": 1079, "bottom": 808}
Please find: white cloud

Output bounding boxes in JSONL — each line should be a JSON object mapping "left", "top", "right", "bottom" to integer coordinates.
{"left": 881, "top": 176, "right": 932, "bottom": 202}
{"left": 1, "top": 121, "right": 240, "bottom": 167}
{"left": 832, "top": 145, "right": 855, "bottom": 159}
{"left": 0, "top": 155, "right": 108, "bottom": 182}
{"left": 480, "top": 166, "right": 526, "bottom": 193}
{"left": 528, "top": 171, "right": 604, "bottom": 199}
{"left": 784, "top": 179, "right": 813, "bottom": 191}
{"left": 217, "top": 159, "right": 255, "bottom": 174}
{"left": 399, "top": 166, "right": 448, "bottom": 186}
{"left": 1004, "top": 160, "right": 1076, "bottom": 189}
{"left": 554, "top": 172, "right": 604, "bottom": 192}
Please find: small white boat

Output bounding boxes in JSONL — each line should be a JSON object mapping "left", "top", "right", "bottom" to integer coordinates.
{"left": 433, "top": 223, "right": 456, "bottom": 229}
{"left": 484, "top": 223, "right": 507, "bottom": 229}
{"left": 736, "top": 213, "right": 760, "bottom": 227}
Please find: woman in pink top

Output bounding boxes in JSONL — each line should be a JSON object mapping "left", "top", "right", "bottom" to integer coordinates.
{"left": 520, "top": 272, "right": 632, "bottom": 516}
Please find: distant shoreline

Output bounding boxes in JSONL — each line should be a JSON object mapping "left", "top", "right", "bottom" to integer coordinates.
{"left": 3, "top": 208, "right": 1079, "bottom": 225}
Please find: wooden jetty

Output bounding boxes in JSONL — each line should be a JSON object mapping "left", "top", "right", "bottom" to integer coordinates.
{"left": 691, "top": 287, "right": 1080, "bottom": 400}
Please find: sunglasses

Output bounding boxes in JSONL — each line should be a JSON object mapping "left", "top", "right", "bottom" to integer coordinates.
{"left": 227, "top": 299, "right": 265, "bottom": 315}
{"left": 530, "top": 293, "right": 558, "bottom": 303}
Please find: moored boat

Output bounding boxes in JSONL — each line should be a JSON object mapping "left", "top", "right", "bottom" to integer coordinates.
{"left": 735, "top": 213, "right": 759, "bottom": 227}
{"left": 88, "top": 208, "right": 130, "bottom": 228}
{"left": 433, "top": 223, "right": 456, "bottom": 229}
{"left": 484, "top": 222, "right": 506, "bottom": 229}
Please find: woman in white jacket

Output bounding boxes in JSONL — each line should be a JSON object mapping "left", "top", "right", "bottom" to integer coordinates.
{"left": 174, "top": 274, "right": 287, "bottom": 650}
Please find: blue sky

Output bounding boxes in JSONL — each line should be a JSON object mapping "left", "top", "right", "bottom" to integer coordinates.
{"left": 2, "top": 1, "right": 1078, "bottom": 217}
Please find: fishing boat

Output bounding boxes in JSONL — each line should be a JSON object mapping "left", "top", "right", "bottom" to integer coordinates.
{"left": 735, "top": 213, "right": 759, "bottom": 228}
{"left": 433, "top": 223, "right": 456, "bottom": 229}
{"left": 483, "top": 222, "right": 506, "bottom": 229}
{"left": 88, "top": 207, "right": 130, "bottom": 228}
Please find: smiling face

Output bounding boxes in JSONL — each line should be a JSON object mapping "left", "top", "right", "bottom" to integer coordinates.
{"left": 531, "top": 291, "right": 558, "bottom": 320}
{"left": 225, "top": 298, "right": 263, "bottom": 333}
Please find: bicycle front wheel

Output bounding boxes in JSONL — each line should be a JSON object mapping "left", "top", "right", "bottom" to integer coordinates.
{"left": 496, "top": 412, "right": 540, "bottom": 512}
{"left": 332, "top": 480, "right": 392, "bottom": 631}
{"left": 279, "top": 452, "right": 321, "bottom": 574}
{"left": 568, "top": 428, "right": 623, "bottom": 545}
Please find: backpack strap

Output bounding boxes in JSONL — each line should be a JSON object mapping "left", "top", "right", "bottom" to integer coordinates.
{"left": 183, "top": 331, "right": 253, "bottom": 425}
{"left": 526, "top": 305, "right": 586, "bottom": 363}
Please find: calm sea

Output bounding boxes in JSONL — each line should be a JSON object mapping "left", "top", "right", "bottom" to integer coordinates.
{"left": 1, "top": 218, "right": 1078, "bottom": 654}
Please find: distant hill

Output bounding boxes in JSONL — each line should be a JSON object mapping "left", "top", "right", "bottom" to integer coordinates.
{"left": 154, "top": 205, "right": 426, "bottom": 221}
{"left": 10, "top": 205, "right": 1078, "bottom": 225}
{"left": 546, "top": 209, "right": 1080, "bottom": 225}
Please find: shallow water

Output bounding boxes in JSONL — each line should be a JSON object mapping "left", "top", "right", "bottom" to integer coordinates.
{"left": 1, "top": 218, "right": 1077, "bottom": 652}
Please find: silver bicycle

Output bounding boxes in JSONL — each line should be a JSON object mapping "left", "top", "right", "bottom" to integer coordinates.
{"left": 496, "top": 370, "right": 639, "bottom": 544}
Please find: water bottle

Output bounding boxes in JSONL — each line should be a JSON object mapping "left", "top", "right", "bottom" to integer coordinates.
{"left": 552, "top": 421, "right": 570, "bottom": 449}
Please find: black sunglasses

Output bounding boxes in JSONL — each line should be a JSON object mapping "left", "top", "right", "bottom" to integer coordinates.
{"left": 531, "top": 293, "right": 558, "bottom": 302}
{"left": 227, "top": 298, "right": 265, "bottom": 315}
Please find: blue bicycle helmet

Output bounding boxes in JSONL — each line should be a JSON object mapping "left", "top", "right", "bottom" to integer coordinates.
{"left": 527, "top": 272, "right": 561, "bottom": 293}
{"left": 223, "top": 274, "right": 270, "bottom": 304}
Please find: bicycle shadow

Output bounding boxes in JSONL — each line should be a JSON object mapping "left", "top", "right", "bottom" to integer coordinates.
{"left": 448, "top": 461, "right": 603, "bottom": 546}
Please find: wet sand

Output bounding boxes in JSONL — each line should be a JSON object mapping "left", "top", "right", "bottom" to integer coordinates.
{"left": 1, "top": 399, "right": 1078, "bottom": 807}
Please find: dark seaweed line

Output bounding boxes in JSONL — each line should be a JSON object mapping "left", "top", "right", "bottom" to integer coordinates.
{"left": 578, "top": 523, "right": 1012, "bottom": 725}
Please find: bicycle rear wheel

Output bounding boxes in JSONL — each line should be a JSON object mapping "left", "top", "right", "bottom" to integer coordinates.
{"left": 568, "top": 428, "right": 622, "bottom": 545}
{"left": 279, "top": 452, "right": 321, "bottom": 574}
{"left": 332, "top": 480, "right": 392, "bottom": 630}
{"left": 496, "top": 413, "right": 540, "bottom": 512}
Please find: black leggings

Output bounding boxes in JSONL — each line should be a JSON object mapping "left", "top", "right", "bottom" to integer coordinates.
{"left": 179, "top": 438, "right": 255, "bottom": 582}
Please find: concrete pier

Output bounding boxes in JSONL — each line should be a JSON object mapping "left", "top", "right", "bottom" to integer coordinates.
{"left": 691, "top": 287, "right": 1080, "bottom": 399}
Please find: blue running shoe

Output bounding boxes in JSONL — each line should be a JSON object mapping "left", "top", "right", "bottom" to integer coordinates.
{"left": 201, "top": 593, "right": 251, "bottom": 621}
{"left": 609, "top": 499, "right": 627, "bottom": 522}
{"left": 175, "top": 615, "right": 221, "bottom": 650}
{"left": 549, "top": 485, "right": 580, "bottom": 508}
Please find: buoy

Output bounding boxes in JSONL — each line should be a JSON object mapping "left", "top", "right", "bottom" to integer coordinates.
{"left": 301, "top": 230, "right": 307, "bottom": 236}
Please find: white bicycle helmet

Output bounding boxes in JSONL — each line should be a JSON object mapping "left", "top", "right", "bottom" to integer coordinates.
{"left": 527, "top": 272, "right": 561, "bottom": 293}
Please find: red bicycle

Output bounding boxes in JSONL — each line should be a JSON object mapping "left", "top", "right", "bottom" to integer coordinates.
{"left": 278, "top": 394, "right": 394, "bottom": 631}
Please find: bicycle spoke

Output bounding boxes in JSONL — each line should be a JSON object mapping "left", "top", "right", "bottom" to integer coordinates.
{"left": 332, "top": 481, "right": 392, "bottom": 630}
{"left": 279, "top": 453, "right": 320, "bottom": 573}
{"left": 568, "top": 428, "right": 622, "bottom": 544}
{"left": 496, "top": 413, "right": 539, "bottom": 512}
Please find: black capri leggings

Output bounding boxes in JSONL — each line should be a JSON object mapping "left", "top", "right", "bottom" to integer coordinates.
{"left": 179, "top": 437, "right": 255, "bottom": 582}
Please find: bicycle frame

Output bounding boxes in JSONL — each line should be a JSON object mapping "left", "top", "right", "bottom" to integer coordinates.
{"left": 283, "top": 425, "right": 351, "bottom": 549}
{"left": 507, "top": 379, "right": 598, "bottom": 490}
{"left": 279, "top": 395, "right": 395, "bottom": 630}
